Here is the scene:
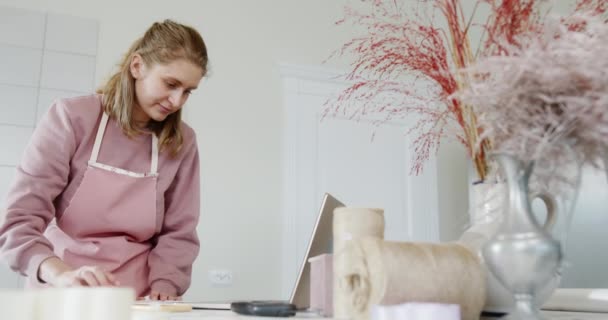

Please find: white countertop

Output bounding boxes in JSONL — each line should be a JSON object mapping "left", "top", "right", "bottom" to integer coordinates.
{"left": 131, "top": 309, "right": 608, "bottom": 320}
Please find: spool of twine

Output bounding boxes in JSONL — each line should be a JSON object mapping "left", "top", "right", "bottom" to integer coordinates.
{"left": 333, "top": 207, "right": 385, "bottom": 319}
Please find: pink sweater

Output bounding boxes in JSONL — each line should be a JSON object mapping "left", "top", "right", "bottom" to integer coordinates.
{"left": 0, "top": 94, "right": 200, "bottom": 296}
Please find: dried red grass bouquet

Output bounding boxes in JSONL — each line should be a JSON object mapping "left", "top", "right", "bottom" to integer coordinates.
{"left": 326, "top": 0, "right": 606, "bottom": 181}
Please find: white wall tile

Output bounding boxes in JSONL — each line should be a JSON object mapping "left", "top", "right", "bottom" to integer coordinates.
{"left": 0, "top": 45, "right": 42, "bottom": 87}
{"left": 0, "top": 85, "right": 37, "bottom": 127}
{"left": 0, "top": 6, "right": 46, "bottom": 49}
{"left": 37, "top": 89, "right": 86, "bottom": 123}
{"left": 45, "top": 13, "right": 98, "bottom": 56}
{"left": 40, "top": 51, "right": 96, "bottom": 92}
{"left": 0, "top": 126, "right": 33, "bottom": 166}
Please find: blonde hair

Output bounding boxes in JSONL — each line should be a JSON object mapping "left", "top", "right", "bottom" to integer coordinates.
{"left": 98, "top": 19, "right": 208, "bottom": 157}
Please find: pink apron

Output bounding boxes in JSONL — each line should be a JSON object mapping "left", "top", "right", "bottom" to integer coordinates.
{"left": 43, "top": 112, "right": 158, "bottom": 297}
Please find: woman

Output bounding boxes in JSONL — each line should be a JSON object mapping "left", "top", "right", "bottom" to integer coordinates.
{"left": 0, "top": 19, "right": 208, "bottom": 301}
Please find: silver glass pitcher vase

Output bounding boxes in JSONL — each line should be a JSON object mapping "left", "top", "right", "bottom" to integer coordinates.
{"left": 482, "top": 154, "right": 562, "bottom": 320}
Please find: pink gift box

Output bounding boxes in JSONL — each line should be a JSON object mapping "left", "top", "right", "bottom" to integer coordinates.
{"left": 308, "top": 253, "right": 333, "bottom": 316}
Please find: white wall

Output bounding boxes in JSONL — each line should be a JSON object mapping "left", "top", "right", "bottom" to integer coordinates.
{"left": 561, "top": 165, "right": 608, "bottom": 288}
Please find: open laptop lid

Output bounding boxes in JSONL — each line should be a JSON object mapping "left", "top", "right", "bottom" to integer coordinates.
{"left": 181, "top": 193, "right": 344, "bottom": 311}
{"left": 289, "top": 193, "right": 345, "bottom": 309}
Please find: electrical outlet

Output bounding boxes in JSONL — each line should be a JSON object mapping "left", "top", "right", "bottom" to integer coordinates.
{"left": 208, "top": 269, "right": 233, "bottom": 286}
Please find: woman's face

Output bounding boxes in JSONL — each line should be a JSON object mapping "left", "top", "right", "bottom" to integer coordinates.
{"left": 130, "top": 55, "right": 203, "bottom": 125}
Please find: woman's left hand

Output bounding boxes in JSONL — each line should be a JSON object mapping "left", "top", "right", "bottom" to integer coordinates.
{"left": 149, "top": 290, "right": 182, "bottom": 301}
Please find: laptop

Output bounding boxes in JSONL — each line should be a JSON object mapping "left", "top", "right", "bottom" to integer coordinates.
{"left": 187, "top": 193, "right": 345, "bottom": 311}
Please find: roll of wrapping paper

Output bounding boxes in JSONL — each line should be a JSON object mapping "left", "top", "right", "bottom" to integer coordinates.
{"left": 333, "top": 207, "right": 385, "bottom": 319}
{"left": 335, "top": 238, "right": 486, "bottom": 320}
{"left": 542, "top": 288, "right": 608, "bottom": 313}
{"left": 132, "top": 301, "right": 193, "bottom": 312}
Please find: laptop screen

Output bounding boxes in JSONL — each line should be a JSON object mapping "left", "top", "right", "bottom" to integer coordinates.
{"left": 289, "top": 193, "right": 345, "bottom": 309}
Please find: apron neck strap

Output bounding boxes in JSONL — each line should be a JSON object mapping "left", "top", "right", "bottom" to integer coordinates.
{"left": 151, "top": 134, "right": 159, "bottom": 174}
{"left": 90, "top": 112, "right": 159, "bottom": 175}
{"left": 89, "top": 112, "right": 110, "bottom": 164}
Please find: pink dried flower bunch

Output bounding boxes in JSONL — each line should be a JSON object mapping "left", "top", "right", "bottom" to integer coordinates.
{"left": 459, "top": 14, "right": 608, "bottom": 172}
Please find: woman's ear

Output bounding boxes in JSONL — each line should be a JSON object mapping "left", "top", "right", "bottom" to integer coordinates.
{"left": 130, "top": 53, "right": 145, "bottom": 79}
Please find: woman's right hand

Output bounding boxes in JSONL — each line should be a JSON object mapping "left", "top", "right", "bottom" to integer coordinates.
{"left": 53, "top": 266, "right": 120, "bottom": 287}
{"left": 38, "top": 257, "right": 120, "bottom": 287}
